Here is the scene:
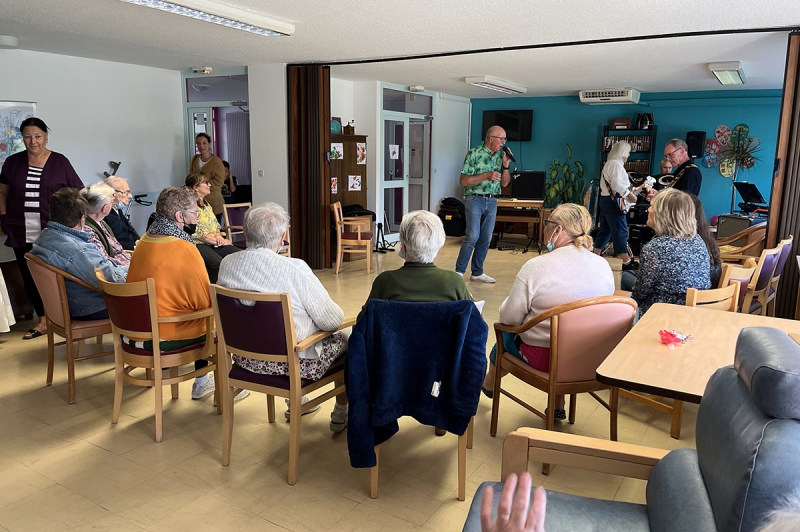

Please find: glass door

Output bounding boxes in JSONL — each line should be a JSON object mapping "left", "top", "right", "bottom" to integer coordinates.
{"left": 382, "top": 114, "right": 409, "bottom": 241}
{"left": 186, "top": 106, "right": 213, "bottom": 164}
{"left": 408, "top": 118, "right": 431, "bottom": 212}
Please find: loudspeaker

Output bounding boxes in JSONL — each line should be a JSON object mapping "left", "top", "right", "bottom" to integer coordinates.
{"left": 686, "top": 131, "right": 706, "bottom": 159}
{"left": 716, "top": 214, "right": 754, "bottom": 245}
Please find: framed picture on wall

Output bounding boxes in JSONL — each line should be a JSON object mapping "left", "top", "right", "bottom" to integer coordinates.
{"left": 0, "top": 101, "right": 37, "bottom": 167}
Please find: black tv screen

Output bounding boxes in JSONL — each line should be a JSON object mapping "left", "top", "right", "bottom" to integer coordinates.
{"left": 482, "top": 110, "right": 533, "bottom": 142}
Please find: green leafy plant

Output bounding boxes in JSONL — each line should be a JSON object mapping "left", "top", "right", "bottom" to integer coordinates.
{"left": 544, "top": 144, "right": 586, "bottom": 208}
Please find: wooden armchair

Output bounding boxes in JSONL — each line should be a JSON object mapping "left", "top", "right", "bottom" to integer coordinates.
{"left": 719, "top": 258, "right": 757, "bottom": 311}
{"left": 765, "top": 235, "right": 793, "bottom": 316}
{"left": 330, "top": 201, "right": 373, "bottom": 274}
{"left": 95, "top": 271, "right": 217, "bottom": 443}
{"left": 718, "top": 223, "right": 766, "bottom": 263}
{"left": 490, "top": 296, "right": 637, "bottom": 474}
{"left": 741, "top": 244, "right": 783, "bottom": 315}
{"left": 25, "top": 253, "right": 112, "bottom": 404}
{"left": 209, "top": 285, "right": 354, "bottom": 485}
{"left": 222, "top": 202, "right": 250, "bottom": 249}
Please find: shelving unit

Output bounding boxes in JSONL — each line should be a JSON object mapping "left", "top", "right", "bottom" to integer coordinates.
{"left": 600, "top": 125, "right": 658, "bottom": 176}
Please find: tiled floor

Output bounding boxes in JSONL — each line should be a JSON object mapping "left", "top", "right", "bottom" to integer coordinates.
{"left": 0, "top": 236, "right": 697, "bottom": 531}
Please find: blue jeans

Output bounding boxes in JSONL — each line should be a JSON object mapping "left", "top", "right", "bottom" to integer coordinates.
{"left": 455, "top": 195, "right": 497, "bottom": 276}
{"left": 594, "top": 195, "right": 629, "bottom": 255}
{"left": 621, "top": 271, "right": 637, "bottom": 291}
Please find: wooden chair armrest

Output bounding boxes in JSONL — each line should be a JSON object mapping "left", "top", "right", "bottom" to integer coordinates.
{"left": 501, "top": 428, "right": 668, "bottom": 481}
{"left": 295, "top": 317, "right": 357, "bottom": 352}
{"left": 342, "top": 217, "right": 370, "bottom": 225}
{"left": 721, "top": 253, "right": 759, "bottom": 264}
{"left": 158, "top": 307, "right": 214, "bottom": 323}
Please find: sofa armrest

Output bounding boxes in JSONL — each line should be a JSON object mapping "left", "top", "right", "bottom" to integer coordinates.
{"left": 502, "top": 428, "right": 669, "bottom": 481}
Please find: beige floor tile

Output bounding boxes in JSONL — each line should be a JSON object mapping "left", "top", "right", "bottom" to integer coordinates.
{"left": 163, "top": 449, "right": 255, "bottom": 493}
{"left": 100, "top": 474, "right": 205, "bottom": 529}
{"left": 329, "top": 503, "right": 420, "bottom": 532}
{"left": 615, "top": 477, "right": 648, "bottom": 504}
{"left": 423, "top": 498, "right": 473, "bottom": 531}
{"left": 213, "top": 461, "right": 295, "bottom": 514}
{"left": 542, "top": 465, "right": 624, "bottom": 500}
{"left": 59, "top": 454, "right": 158, "bottom": 504}
{"left": 0, "top": 484, "right": 95, "bottom": 531}
{"left": 121, "top": 433, "right": 208, "bottom": 473}
{"left": 149, "top": 492, "right": 260, "bottom": 532}
{"left": 84, "top": 413, "right": 171, "bottom": 455}
{"left": 26, "top": 439, "right": 115, "bottom": 482}
{"left": 258, "top": 483, "right": 358, "bottom": 531}
{"left": 1, "top": 425, "right": 80, "bottom": 466}
{"left": 0, "top": 464, "right": 55, "bottom": 509}
{"left": 359, "top": 473, "right": 448, "bottom": 526}
{"left": 61, "top": 506, "right": 146, "bottom": 531}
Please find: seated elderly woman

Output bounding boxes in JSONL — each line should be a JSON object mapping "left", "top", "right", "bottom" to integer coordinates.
{"left": 631, "top": 188, "right": 711, "bottom": 315}
{"left": 184, "top": 170, "right": 239, "bottom": 283}
{"left": 362, "top": 209, "right": 472, "bottom": 435}
{"left": 481, "top": 204, "right": 614, "bottom": 419}
{"left": 217, "top": 202, "right": 347, "bottom": 431}
{"left": 31, "top": 188, "right": 128, "bottom": 320}
{"left": 81, "top": 181, "right": 131, "bottom": 267}
{"left": 126, "top": 186, "right": 248, "bottom": 403}
{"left": 363, "top": 210, "right": 471, "bottom": 307}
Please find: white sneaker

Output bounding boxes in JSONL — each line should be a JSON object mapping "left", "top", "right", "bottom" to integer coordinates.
{"left": 456, "top": 271, "right": 465, "bottom": 277}
{"left": 284, "top": 396, "right": 321, "bottom": 420}
{"left": 192, "top": 377, "right": 215, "bottom": 400}
{"left": 213, "top": 388, "right": 250, "bottom": 407}
{"left": 470, "top": 274, "right": 496, "bottom": 283}
{"left": 330, "top": 403, "right": 348, "bottom": 432}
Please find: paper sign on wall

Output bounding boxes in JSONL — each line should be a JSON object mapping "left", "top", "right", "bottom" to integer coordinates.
{"left": 356, "top": 143, "right": 367, "bottom": 164}
{"left": 348, "top": 175, "right": 361, "bottom": 191}
{"left": 331, "top": 177, "right": 338, "bottom": 194}
{"left": 389, "top": 144, "right": 399, "bottom": 160}
{"left": 330, "top": 143, "right": 344, "bottom": 159}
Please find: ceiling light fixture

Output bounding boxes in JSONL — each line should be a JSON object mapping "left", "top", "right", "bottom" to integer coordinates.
{"left": 465, "top": 76, "right": 527, "bottom": 95}
{"left": 708, "top": 61, "right": 746, "bottom": 85}
{"left": 115, "top": 0, "right": 294, "bottom": 37}
{"left": 0, "top": 35, "right": 19, "bottom": 49}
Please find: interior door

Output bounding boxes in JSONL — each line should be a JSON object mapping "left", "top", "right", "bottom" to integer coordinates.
{"left": 382, "top": 114, "right": 410, "bottom": 241}
{"left": 186, "top": 106, "right": 213, "bottom": 166}
{"left": 408, "top": 118, "right": 431, "bottom": 212}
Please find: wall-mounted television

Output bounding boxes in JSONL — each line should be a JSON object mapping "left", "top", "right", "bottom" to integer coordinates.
{"left": 482, "top": 110, "right": 533, "bottom": 142}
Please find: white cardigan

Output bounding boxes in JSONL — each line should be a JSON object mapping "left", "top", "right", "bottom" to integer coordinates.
{"left": 498, "top": 245, "right": 614, "bottom": 347}
{"left": 217, "top": 247, "right": 344, "bottom": 359}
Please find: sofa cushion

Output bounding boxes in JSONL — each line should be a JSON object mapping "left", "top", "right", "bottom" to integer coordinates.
{"left": 734, "top": 327, "right": 800, "bottom": 420}
{"left": 697, "top": 361, "right": 800, "bottom": 532}
{"left": 645, "top": 449, "right": 717, "bottom": 532}
{"left": 463, "top": 482, "right": 649, "bottom": 532}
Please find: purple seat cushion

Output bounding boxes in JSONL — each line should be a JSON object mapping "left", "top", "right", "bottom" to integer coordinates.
{"left": 229, "top": 354, "right": 345, "bottom": 389}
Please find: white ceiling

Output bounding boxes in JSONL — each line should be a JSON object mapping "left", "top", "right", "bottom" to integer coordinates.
{"left": 1, "top": 0, "right": 798, "bottom": 97}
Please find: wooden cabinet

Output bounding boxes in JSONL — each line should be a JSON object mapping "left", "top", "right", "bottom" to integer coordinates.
{"left": 330, "top": 134, "right": 368, "bottom": 208}
{"left": 600, "top": 125, "right": 658, "bottom": 175}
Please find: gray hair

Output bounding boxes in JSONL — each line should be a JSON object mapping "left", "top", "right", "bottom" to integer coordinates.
{"left": 80, "top": 181, "right": 115, "bottom": 214}
{"left": 399, "top": 210, "right": 446, "bottom": 264}
{"left": 105, "top": 176, "right": 128, "bottom": 190}
{"left": 608, "top": 141, "right": 631, "bottom": 161}
{"left": 666, "top": 138, "right": 688, "bottom": 152}
{"left": 485, "top": 125, "right": 506, "bottom": 143}
{"left": 243, "top": 202, "right": 290, "bottom": 250}
{"left": 155, "top": 186, "right": 196, "bottom": 222}
{"left": 759, "top": 493, "right": 800, "bottom": 532}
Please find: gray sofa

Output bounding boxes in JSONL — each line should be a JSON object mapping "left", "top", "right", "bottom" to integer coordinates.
{"left": 464, "top": 326, "right": 800, "bottom": 532}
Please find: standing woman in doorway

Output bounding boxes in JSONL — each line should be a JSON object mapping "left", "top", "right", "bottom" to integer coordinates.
{"left": 189, "top": 133, "right": 225, "bottom": 224}
{"left": 0, "top": 117, "right": 84, "bottom": 340}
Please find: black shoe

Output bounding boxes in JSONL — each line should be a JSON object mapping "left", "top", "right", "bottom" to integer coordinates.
{"left": 545, "top": 408, "right": 567, "bottom": 421}
{"left": 621, "top": 260, "right": 640, "bottom": 272}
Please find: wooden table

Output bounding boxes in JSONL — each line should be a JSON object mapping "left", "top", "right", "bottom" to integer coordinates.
{"left": 597, "top": 302, "right": 800, "bottom": 404}
{"left": 495, "top": 199, "right": 545, "bottom": 251}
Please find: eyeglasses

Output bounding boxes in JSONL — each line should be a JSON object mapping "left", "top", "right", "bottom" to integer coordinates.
{"left": 543, "top": 219, "right": 559, "bottom": 227}
{"left": 665, "top": 146, "right": 683, "bottom": 159}
{"left": 184, "top": 210, "right": 200, "bottom": 217}
{"left": 114, "top": 189, "right": 132, "bottom": 196}
{"left": 491, "top": 136, "right": 507, "bottom": 142}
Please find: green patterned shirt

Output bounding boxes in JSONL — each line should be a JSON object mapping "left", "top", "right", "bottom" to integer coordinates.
{"left": 461, "top": 144, "right": 503, "bottom": 196}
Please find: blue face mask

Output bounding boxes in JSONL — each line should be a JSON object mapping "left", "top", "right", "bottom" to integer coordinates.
{"left": 546, "top": 227, "right": 558, "bottom": 252}
{"left": 398, "top": 245, "right": 405, "bottom": 260}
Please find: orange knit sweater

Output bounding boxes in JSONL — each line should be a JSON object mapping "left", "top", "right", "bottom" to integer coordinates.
{"left": 127, "top": 234, "right": 211, "bottom": 340}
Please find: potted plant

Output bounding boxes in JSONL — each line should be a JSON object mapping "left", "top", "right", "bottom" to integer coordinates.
{"left": 720, "top": 132, "right": 761, "bottom": 213}
{"left": 544, "top": 144, "right": 586, "bottom": 208}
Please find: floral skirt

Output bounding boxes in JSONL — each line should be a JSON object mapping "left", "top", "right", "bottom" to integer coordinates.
{"left": 232, "top": 331, "right": 346, "bottom": 381}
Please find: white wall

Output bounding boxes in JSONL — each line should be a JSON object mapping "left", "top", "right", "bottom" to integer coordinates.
{"left": 352, "top": 81, "right": 380, "bottom": 213}
{"left": 0, "top": 49, "right": 184, "bottom": 232}
{"left": 431, "top": 94, "right": 471, "bottom": 210}
{"left": 247, "top": 63, "right": 289, "bottom": 209}
{"left": 330, "top": 78, "right": 354, "bottom": 125}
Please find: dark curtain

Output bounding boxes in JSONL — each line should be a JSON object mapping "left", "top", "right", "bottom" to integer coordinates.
{"left": 287, "top": 65, "right": 330, "bottom": 269}
{"left": 769, "top": 32, "right": 800, "bottom": 318}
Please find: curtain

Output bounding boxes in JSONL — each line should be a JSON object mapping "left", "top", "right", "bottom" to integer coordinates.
{"left": 769, "top": 32, "right": 800, "bottom": 318}
{"left": 287, "top": 65, "right": 331, "bottom": 269}
{"left": 226, "top": 112, "right": 251, "bottom": 185}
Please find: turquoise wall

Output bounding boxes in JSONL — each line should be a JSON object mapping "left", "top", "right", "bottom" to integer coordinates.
{"left": 470, "top": 90, "right": 782, "bottom": 220}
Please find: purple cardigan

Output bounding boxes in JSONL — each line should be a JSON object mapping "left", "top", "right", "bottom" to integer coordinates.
{"left": 0, "top": 151, "right": 83, "bottom": 248}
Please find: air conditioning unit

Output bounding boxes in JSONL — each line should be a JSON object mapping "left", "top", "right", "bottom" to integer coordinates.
{"left": 579, "top": 88, "right": 641, "bottom": 105}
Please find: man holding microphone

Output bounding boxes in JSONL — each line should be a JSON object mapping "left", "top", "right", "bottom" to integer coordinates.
{"left": 455, "top": 125, "right": 512, "bottom": 283}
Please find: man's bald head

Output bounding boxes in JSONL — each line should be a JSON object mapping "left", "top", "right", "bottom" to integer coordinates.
{"left": 484, "top": 126, "right": 507, "bottom": 154}
{"left": 105, "top": 176, "right": 132, "bottom": 206}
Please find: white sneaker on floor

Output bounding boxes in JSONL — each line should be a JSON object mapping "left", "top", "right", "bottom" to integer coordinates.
{"left": 192, "top": 377, "right": 215, "bottom": 400}
{"left": 456, "top": 271, "right": 465, "bottom": 277}
{"left": 213, "top": 388, "right": 250, "bottom": 407}
{"left": 284, "top": 396, "right": 321, "bottom": 420}
{"left": 330, "top": 404, "right": 348, "bottom": 432}
{"left": 470, "top": 274, "right": 496, "bottom": 283}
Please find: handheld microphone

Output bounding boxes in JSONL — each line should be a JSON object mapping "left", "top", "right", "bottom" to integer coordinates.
{"left": 502, "top": 146, "right": 516, "bottom": 164}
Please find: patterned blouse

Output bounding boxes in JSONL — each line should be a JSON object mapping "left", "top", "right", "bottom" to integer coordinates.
{"left": 631, "top": 234, "right": 711, "bottom": 315}
{"left": 193, "top": 203, "right": 221, "bottom": 243}
{"left": 461, "top": 144, "right": 503, "bottom": 196}
{"left": 85, "top": 221, "right": 131, "bottom": 267}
